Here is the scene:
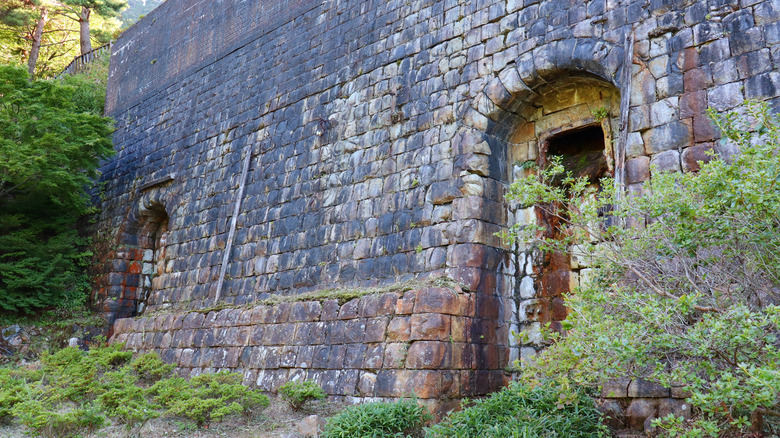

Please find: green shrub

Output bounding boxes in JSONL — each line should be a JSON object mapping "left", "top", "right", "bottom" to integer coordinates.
{"left": 130, "top": 352, "right": 175, "bottom": 381}
{"left": 0, "top": 368, "right": 25, "bottom": 423}
{"left": 152, "top": 371, "right": 269, "bottom": 427}
{"left": 96, "top": 369, "right": 159, "bottom": 425}
{"left": 3, "top": 346, "right": 270, "bottom": 434}
{"left": 12, "top": 398, "right": 106, "bottom": 438}
{"left": 426, "top": 381, "right": 608, "bottom": 438}
{"left": 278, "top": 379, "right": 326, "bottom": 410}
{"left": 508, "top": 100, "right": 780, "bottom": 436}
{"left": 322, "top": 398, "right": 431, "bottom": 438}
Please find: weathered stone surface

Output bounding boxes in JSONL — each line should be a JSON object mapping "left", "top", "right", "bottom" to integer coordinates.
{"left": 96, "top": 0, "right": 780, "bottom": 422}
{"left": 625, "top": 399, "right": 658, "bottom": 431}
{"left": 625, "top": 157, "right": 650, "bottom": 184}
{"left": 628, "top": 379, "right": 671, "bottom": 398}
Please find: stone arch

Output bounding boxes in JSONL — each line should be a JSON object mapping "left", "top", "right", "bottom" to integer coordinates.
{"left": 469, "top": 39, "right": 625, "bottom": 141}
{"left": 96, "top": 182, "right": 179, "bottom": 325}
{"left": 132, "top": 194, "right": 170, "bottom": 316}
{"left": 461, "top": 40, "right": 627, "bottom": 365}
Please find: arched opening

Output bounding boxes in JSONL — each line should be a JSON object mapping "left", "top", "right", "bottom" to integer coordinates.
{"left": 136, "top": 205, "right": 169, "bottom": 315}
{"left": 505, "top": 75, "right": 620, "bottom": 362}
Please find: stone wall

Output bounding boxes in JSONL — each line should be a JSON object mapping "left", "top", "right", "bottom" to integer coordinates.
{"left": 110, "top": 282, "right": 507, "bottom": 411}
{"left": 98, "top": 0, "right": 780, "bottom": 429}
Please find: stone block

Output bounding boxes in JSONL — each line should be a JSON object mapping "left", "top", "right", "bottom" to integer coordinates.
{"left": 628, "top": 379, "right": 671, "bottom": 398}
{"left": 450, "top": 316, "right": 473, "bottom": 343}
{"left": 338, "top": 299, "right": 359, "bottom": 319}
{"left": 406, "top": 341, "right": 451, "bottom": 369}
{"left": 363, "top": 344, "right": 384, "bottom": 369}
{"left": 396, "top": 291, "right": 417, "bottom": 315}
{"left": 289, "top": 301, "right": 322, "bottom": 322}
{"left": 707, "top": 82, "right": 744, "bottom": 111}
{"left": 358, "top": 372, "right": 377, "bottom": 396}
{"left": 410, "top": 314, "right": 451, "bottom": 341}
{"left": 383, "top": 343, "right": 409, "bottom": 369}
{"left": 321, "top": 300, "right": 340, "bottom": 320}
{"left": 451, "top": 343, "right": 475, "bottom": 370}
{"left": 387, "top": 316, "right": 411, "bottom": 342}
{"left": 679, "top": 90, "right": 706, "bottom": 119}
{"left": 344, "top": 319, "right": 367, "bottom": 344}
{"left": 641, "top": 121, "right": 693, "bottom": 153}
{"left": 426, "top": 181, "right": 461, "bottom": 205}
{"left": 327, "top": 345, "right": 346, "bottom": 369}
{"left": 413, "top": 288, "right": 461, "bottom": 315}
{"left": 364, "top": 317, "right": 388, "bottom": 343}
{"left": 625, "top": 156, "right": 650, "bottom": 184}
{"left": 601, "top": 378, "right": 631, "bottom": 398}
{"left": 650, "top": 150, "right": 681, "bottom": 173}
{"left": 344, "top": 344, "right": 366, "bottom": 368}
{"left": 625, "top": 399, "right": 658, "bottom": 431}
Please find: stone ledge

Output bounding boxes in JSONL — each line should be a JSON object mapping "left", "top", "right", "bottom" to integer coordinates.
{"left": 110, "top": 283, "right": 505, "bottom": 404}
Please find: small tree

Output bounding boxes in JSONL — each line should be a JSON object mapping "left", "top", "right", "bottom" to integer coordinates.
{"left": 0, "top": 64, "right": 114, "bottom": 314}
{"left": 509, "top": 101, "right": 780, "bottom": 436}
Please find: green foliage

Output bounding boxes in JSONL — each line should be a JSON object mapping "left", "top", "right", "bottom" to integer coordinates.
{"left": 426, "top": 381, "right": 608, "bottom": 438}
{"left": 0, "top": 344, "right": 269, "bottom": 434}
{"left": 130, "top": 352, "right": 175, "bottom": 381}
{"left": 61, "top": 51, "right": 110, "bottom": 113}
{"left": 322, "top": 398, "right": 432, "bottom": 438}
{"left": 509, "top": 101, "right": 780, "bottom": 437}
{"left": 0, "top": 1, "right": 122, "bottom": 77}
{"left": 120, "top": 0, "right": 163, "bottom": 25}
{"left": 0, "top": 368, "right": 25, "bottom": 424}
{"left": 12, "top": 399, "right": 106, "bottom": 438}
{"left": 96, "top": 369, "right": 159, "bottom": 425}
{"left": 0, "top": 64, "right": 114, "bottom": 314}
{"left": 278, "top": 380, "right": 326, "bottom": 411}
{"left": 151, "top": 371, "right": 270, "bottom": 427}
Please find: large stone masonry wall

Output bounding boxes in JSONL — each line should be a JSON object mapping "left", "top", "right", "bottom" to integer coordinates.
{"left": 110, "top": 283, "right": 506, "bottom": 410}
{"left": 98, "top": 0, "right": 780, "bottom": 428}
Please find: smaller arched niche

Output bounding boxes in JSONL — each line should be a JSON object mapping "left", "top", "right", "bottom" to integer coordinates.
{"left": 507, "top": 75, "right": 620, "bottom": 362}
{"left": 135, "top": 202, "right": 169, "bottom": 316}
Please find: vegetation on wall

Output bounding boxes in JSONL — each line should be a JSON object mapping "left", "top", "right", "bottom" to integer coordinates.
{"left": 0, "top": 64, "right": 114, "bottom": 315}
{"left": 507, "top": 101, "right": 780, "bottom": 437}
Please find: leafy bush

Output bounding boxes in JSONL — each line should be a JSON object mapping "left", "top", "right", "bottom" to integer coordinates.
{"left": 278, "top": 379, "right": 326, "bottom": 410}
{"left": 130, "top": 352, "right": 175, "bottom": 381}
{"left": 96, "top": 369, "right": 159, "bottom": 425}
{"left": 509, "top": 101, "right": 780, "bottom": 436}
{"left": 12, "top": 398, "right": 106, "bottom": 438}
{"left": 322, "top": 398, "right": 431, "bottom": 438}
{"left": 152, "top": 371, "right": 269, "bottom": 427}
{"left": 0, "top": 64, "right": 114, "bottom": 314}
{"left": 426, "top": 381, "right": 608, "bottom": 438}
{"left": 0, "top": 368, "right": 25, "bottom": 423}
{"left": 0, "top": 344, "right": 269, "bottom": 434}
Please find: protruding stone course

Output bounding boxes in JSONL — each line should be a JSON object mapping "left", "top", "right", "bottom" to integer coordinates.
{"left": 110, "top": 284, "right": 506, "bottom": 407}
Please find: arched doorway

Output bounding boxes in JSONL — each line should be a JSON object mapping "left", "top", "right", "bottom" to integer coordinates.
{"left": 506, "top": 75, "right": 620, "bottom": 362}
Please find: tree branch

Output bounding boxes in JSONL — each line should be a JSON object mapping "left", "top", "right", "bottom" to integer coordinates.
{"left": 626, "top": 264, "right": 723, "bottom": 313}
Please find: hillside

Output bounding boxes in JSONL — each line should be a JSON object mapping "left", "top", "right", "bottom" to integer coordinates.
{"left": 121, "top": 0, "right": 163, "bottom": 26}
